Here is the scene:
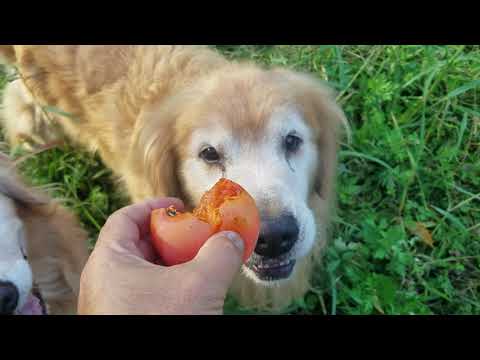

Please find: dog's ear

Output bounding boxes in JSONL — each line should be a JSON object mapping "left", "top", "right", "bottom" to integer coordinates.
{"left": 0, "top": 154, "right": 49, "bottom": 207}
{"left": 272, "top": 69, "right": 349, "bottom": 203}
{"left": 309, "top": 86, "right": 348, "bottom": 203}
{"left": 127, "top": 103, "right": 184, "bottom": 201}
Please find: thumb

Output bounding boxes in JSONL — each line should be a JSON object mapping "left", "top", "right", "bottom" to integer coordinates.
{"left": 190, "top": 231, "right": 244, "bottom": 290}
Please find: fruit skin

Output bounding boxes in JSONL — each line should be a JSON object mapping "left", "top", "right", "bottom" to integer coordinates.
{"left": 150, "top": 179, "right": 260, "bottom": 266}
{"left": 150, "top": 209, "right": 215, "bottom": 265}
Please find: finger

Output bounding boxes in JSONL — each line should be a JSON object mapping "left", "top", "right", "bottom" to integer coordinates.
{"left": 116, "top": 197, "right": 185, "bottom": 236}
{"left": 137, "top": 234, "right": 159, "bottom": 263}
{"left": 190, "top": 231, "right": 244, "bottom": 290}
{"left": 97, "top": 198, "right": 184, "bottom": 260}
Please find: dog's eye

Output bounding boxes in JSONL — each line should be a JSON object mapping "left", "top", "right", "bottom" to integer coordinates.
{"left": 199, "top": 146, "right": 221, "bottom": 163}
{"left": 284, "top": 134, "right": 303, "bottom": 154}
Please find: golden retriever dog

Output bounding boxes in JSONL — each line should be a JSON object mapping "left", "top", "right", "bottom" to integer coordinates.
{"left": 0, "top": 152, "right": 89, "bottom": 314}
{"left": 0, "top": 45, "right": 348, "bottom": 310}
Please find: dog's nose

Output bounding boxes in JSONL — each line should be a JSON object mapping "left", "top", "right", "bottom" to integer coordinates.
{"left": 254, "top": 214, "right": 299, "bottom": 258}
{"left": 0, "top": 281, "right": 19, "bottom": 315}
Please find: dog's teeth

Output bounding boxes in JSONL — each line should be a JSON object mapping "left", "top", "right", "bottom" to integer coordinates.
{"left": 252, "top": 258, "right": 294, "bottom": 272}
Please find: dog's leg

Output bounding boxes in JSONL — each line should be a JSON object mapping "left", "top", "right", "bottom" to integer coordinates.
{"left": 1, "top": 80, "right": 63, "bottom": 151}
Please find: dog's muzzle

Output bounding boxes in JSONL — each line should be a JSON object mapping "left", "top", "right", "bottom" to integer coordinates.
{"left": 0, "top": 280, "right": 46, "bottom": 315}
{"left": 246, "top": 213, "right": 299, "bottom": 281}
{"left": 0, "top": 281, "right": 19, "bottom": 315}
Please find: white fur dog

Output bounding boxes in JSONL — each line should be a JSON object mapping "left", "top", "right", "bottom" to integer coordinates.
{"left": 0, "top": 191, "right": 36, "bottom": 314}
{"left": 0, "top": 153, "right": 88, "bottom": 315}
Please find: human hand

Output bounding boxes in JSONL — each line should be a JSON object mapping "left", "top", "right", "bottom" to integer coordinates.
{"left": 78, "top": 198, "right": 244, "bottom": 315}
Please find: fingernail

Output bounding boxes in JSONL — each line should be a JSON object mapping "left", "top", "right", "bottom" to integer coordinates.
{"left": 221, "top": 231, "right": 244, "bottom": 253}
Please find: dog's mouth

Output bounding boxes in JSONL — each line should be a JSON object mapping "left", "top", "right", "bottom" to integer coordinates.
{"left": 15, "top": 287, "right": 46, "bottom": 316}
{"left": 15, "top": 293, "right": 43, "bottom": 315}
{"left": 245, "top": 253, "right": 296, "bottom": 281}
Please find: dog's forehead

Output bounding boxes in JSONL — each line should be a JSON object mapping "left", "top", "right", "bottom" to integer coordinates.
{"left": 191, "top": 106, "right": 311, "bottom": 148}
{"left": 268, "top": 107, "right": 311, "bottom": 138}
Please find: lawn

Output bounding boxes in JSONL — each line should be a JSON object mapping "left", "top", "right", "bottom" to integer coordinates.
{"left": 1, "top": 45, "right": 479, "bottom": 315}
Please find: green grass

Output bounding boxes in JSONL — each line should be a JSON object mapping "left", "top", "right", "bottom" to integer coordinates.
{"left": 1, "top": 45, "right": 479, "bottom": 315}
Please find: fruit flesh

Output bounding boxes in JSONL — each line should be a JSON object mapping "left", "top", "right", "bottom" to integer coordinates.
{"left": 193, "top": 178, "right": 244, "bottom": 230}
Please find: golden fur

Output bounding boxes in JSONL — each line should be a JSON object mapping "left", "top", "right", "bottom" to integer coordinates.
{"left": 0, "top": 45, "right": 347, "bottom": 310}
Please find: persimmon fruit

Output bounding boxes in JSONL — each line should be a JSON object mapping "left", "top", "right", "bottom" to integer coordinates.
{"left": 150, "top": 178, "right": 260, "bottom": 266}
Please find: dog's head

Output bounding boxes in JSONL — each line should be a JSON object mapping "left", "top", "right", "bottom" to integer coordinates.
{"left": 0, "top": 191, "right": 36, "bottom": 315}
{"left": 131, "top": 64, "right": 347, "bottom": 285}
{"left": 0, "top": 154, "right": 47, "bottom": 315}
